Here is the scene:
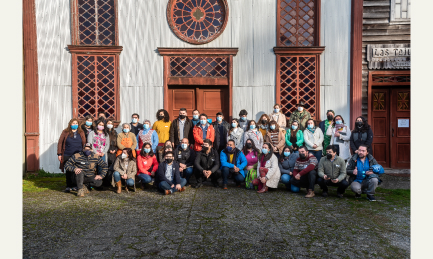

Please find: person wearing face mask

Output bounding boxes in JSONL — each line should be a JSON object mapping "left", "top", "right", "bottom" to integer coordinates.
{"left": 191, "top": 109, "right": 201, "bottom": 127}
{"left": 158, "top": 140, "right": 174, "bottom": 164}
{"left": 257, "top": 114, "right": 271, "bottom": 137}
{"left": 97, "top": 112, "right": 107, "bottom": 123}
{"left": 169, "top": 108, "right": 193, "bottom": 148}
{"left": 116, "top": 123, "right": 137, "bottom": 158}
{"left": 112, "top": 148, "right": 137, "bottom": 194}
{"left": 228, "top": 118, "right": 244, "bottom": 150}
{"left": 81, "top": 115, "right": 95, "bottom": 139}
{"left": 288, "top": 101, "right": 311, "bottom": 131}
{"left": 64, "top": 143, "right": 108, "bottom": 197}
{"left": 220, "top": 139, "right": 248, "bottom": 189}
{"left": 290, "top": 146, "right": 319, "bottom": 198}
{"left": 317, "top": 145, "right": 349, "bottom": 198}
{"left": 350, "top": 116, "right": 374, "bottom": 155}
{"left": 285, "top": 120, "right": 304, "bottom": 153}
{"left": 193, "top": 114, "right": 215, "bottom": 152}
{"left": 326, "top": 115, "right": 352, "bottom": 161}
{"left": 106, "top": 119, "right": 118, "bottom": 170}
{"left": 242, "top": 139, "right": 261, "bottom": 175}
{"left": 243, "top": 120, "right": 264, "bottom": 150}
{"left": 319, "top": 110, "right": 335, "bottom": 156}
{"left": 174, "top": 138, "right": 196, "bottom": 186}
{"left": 268, "top": 104, "right": 287, "bottom": 128}
{"left": 130, "top": 113, "right": 144, "bottom": 136}
{"left": 238, "top": 109, "right": 250, "bottom": 132}
{"left": 252, "top": 143, "right": 281, "bottom": 193}
{"left": 152, "top": 109, "right": 172, "bottom": 150}
{"left": 264, "top": 121, "right": 286, "bottom": 158}
{"left": 57, "top": 118, "right": 86, "bottom": 192}
{"left": 87, "top": 118, "right": 110, "bottom": 162}
{"left": 155, "top": 151, "right": 187, "bottom": 195}
{"left": 136, "top": 119, "right": 159, "bottom": 153}
{"left": 278, "top": 146, "right": 300, "bottom": 192}
{"left": 211, "top": 112, "right": 230, "bottom": 153}
{"left": 137, "top": 142, "right": 159, "bottom": 189}
{"left": 194, "top": 139, "right": 221, "bottom": 188}
{"left": 303, "top": 119, "right": 324, "bottom": 163}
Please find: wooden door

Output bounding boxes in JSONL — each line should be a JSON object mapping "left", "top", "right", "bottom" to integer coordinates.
{"left": 371, "top": 89, "right": 390, "bottom": 168}
{"left": 197, "top": 86, "right": 229, "bottom": 121}
{"left": 390, "top": 88, "right": 410, "bottom": 169}
{"left": 167, "top": 87, "right": 196, "bottom": 120}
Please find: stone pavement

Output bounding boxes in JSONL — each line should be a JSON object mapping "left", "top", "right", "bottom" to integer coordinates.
{"left": 23, "top": 178, "right": 410, "bottom": 258}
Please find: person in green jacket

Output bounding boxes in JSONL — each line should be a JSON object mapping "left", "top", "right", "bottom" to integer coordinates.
{"left": 288, "top": 101, "right": 311, "bottom": 131}
{"left": 285, "top": 120, "right": 304, "bottom": 153}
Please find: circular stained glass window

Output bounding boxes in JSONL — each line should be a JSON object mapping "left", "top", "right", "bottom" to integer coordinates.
{"left": 167, "top": 0, "right": 229, "bottom": 45}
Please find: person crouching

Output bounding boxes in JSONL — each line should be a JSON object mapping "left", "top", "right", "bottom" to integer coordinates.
{"left": 155, "top": 151, "right": 187, "bottom": 195}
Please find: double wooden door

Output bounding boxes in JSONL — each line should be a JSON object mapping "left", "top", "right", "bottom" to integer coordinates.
{"left": 371, "top": 88, "right": 410, "bottom": 169}
{"left": 167, "top": 86, "right": 229, "bottom": 121}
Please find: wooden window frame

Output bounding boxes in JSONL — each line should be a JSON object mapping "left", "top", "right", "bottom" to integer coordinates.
{"left": 390, "top": 0, "right": 411, "bottom": 24}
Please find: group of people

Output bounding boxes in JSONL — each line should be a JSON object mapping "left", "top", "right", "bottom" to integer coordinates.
{"left": 57, "top": 101, "right": 382, "bottom": 201}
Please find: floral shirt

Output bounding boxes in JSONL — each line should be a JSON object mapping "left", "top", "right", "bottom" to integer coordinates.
{"left": 93, "top": 132, "right": 107, "bottom": 153}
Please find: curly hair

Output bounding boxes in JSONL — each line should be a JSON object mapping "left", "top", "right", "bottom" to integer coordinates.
{"left": 156, "top": 109, "right": 170, "bottom": 123}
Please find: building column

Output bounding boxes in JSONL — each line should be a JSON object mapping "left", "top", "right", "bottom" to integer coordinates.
{"left": 350, "top": 0, "right": 363, "bottom": 128}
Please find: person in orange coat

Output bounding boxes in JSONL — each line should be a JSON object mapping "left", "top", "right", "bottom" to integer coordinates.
{"left": 193, "top": 113, "right": 215, "bottom": 152}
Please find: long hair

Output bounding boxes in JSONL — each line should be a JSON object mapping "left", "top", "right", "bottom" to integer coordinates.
{"left": 159, "top": 140, "right": 173, "bottom": 154}
{"left": 354, "top": 116, "right": 371, "bottom": 133}
{"left": 247, "top": 120, "right": 257, "bottom": 130}
{"left": 259, "top": 142, "right": 273, "bottom": 163}
{"left": 140, "top": 142, "right": 155, "bottom": 157}
{"left": 269, "top": 121, "right": 280, "bottom": 133}
{"left": 229, "top": 118, "right": 239, "bottom": 135}
{"left": 257, "top": 114, "right": 271, "bottom": 127}
{"left": 290, "top": 120, "right": 299, "bottom": 137}
{"left": 81, "top": 115, "right": 94, "bottom": 131}
{"left": 122, "top": 148, "right": 135, "bottom": 162}
{"left": 331, "top": 115, "right": 345, "bottom": 128}
{"left": 93, "top": 117, "right": 109, "bottom": 136}
{"left": 243, "top": 138, "right": 260, "bottom": 156}
{"left": 106, "top": 119, "right": 117, "bottom": 144}
{"left": 65, "top": 118, "right": 84, "bottom": 137}
{"left": 306, "top": 118, "right": 316, "bottom": 128}
{"left": 156, "top": 109, "right": 170, "bottom": 123}
{"left": 279, "top": 145, "right": 293, "bottom": 163}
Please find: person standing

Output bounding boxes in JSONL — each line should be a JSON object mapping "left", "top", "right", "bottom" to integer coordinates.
{"left": 243, "top": 120, "right": 264, "bottom": 150}
{"left": 319, "top": 110, "right": 335, "bottom": 156}
{"left": 106, "top": 119, "right": 118, "bottom": 169}
{"left": 136, "top": 119, "right": 159, "bottom": 153}
{"left": 193, "top": 114, "right": 215, "bottom": 152}
{"left": 238, "top": 109, "right": 250, "bottom": 132}
{"left": 191, "top": 109, "right": 201, "bottom": 127}
{"left": 288, "top": 101, "right": 311, "bottom": 131}
{"left": 152, "top": 109, "right": 171, "bottom": 149}
{"left": 268, "top": 104, "right": 287, "bottom": 128}
{"left": 81, "top": 115, "right": 95, "bottom": 139}
{"left": 285, "top": 120, "right": 303, "bottom": 153}
{"left": 317, "top": 145, "right": 349, "bottom": 198}
{"left": 169, "top": 108, "right": 193, "bottom": 148}
{"left": 112, "top": 148, "right": 137, "bottom": 193}
{"left": 303, "top": 119, "right": 324, "bottom": 163}
{"left": 264, "top": 121, "right": 286, "bottom": 157}
{"left": 116, "top": 123, "right": 137, "bottom": 158}
{"left": 350, "top": 116, "right": 374, "bottom": 155}
{"left": 194, "top": 139, "right": 221, "bottom": 188}
{"left": 257, "top": 114, "right": 271, "bottom": 138}
{"left": 290, "top": 146, "right": 319, "bottom": 198}
{"left": 278, "top": 146, "right": 300, "bottom": 192}
{"left": 87, "top": 118, "right": 110, "bottom": 162}
{"left": 326, "top": 115, "right": 352, "bottom": 161}
{"left": 228, "top": 118, "right": 244, "bottom": 150}
{"left": 253, "top": 143, "right": 281, "bottom": 193}
{"left": 57, "top": 118, "right": 86, "bottom": 192}
{"left": 211, "top": 112, "right": 230, "bottom": 153}
{"left": 136, "top": 143, "right": 159, "bottom": 188}
{"left": 130, "top": 113, "right": 143, "bottom": 136}
{"left": 220, "top": 139, "right": 248, "bottom": 189}
{"left": 155, "top": 151, "right": 187, "bottom": 195}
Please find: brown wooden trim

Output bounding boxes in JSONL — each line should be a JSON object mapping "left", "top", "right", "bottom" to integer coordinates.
{"left": 350, "top": 0, "right": 363, "bottom": 128}
{"left": 71, "top": 53, "right": 79, "bottom": 118}
{"left": 367, "top": 71, "right": 373, "bottom": 124}
{"left": 167, "top": 77, "right": 229, "bottom": 86}
{"left": 163, "top": 56, "right": 169, "bottom": 112}
{"left": 316, "top": 0, "right": 322, "bottom": 46}
{"left": 273, "top": 47, "right": 326, "bottom": 55}
{"left": 275, "top": 54, "right": 282, "bottom": 109}
{"left": 114, "top": 0, "right": 119, "bottom": 45}
{"left": 24, "top": 0, "right": 40, "bottom": 172}
{"left": 115, "top": 54, "right": 121, "bottom": 119}
{"left": 158, "top": 48, "right": 239, "bottom": 56}
{"left": 316, "top": 54, "right": 321, "bottom": 119}
{"left": 67, "top": 45, "right": 123, "bottom": 54}
{"left": 229, "top": 55, "right": 234, "bottom": 120}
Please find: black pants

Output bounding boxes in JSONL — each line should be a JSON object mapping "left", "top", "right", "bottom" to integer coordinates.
{"left": 334, "top": 145, "right": 340, "bottom": 156}
{"left": 73, "top": 172, "right": 103, "bottom": 190}
{"left": 63, "top": 155, "right": 74, "bottom": 188}
{"left": 316, "top": 178, "right": 349, "bottom": 194}
{"left": 290, "top": 170, "right": 317, "bottom": 190}
{"left": 194, "top": 169, "right": 222, "bottom": 184}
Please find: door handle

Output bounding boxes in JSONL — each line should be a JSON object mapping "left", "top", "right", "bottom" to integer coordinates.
{"left": 392, "top": 127, "right": 394, "bottom": 137}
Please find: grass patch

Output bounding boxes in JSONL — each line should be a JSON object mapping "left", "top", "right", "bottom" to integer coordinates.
{"left": 376, "top": 188, "right": 410, "bottom": 206}
{"left": 23, "top": 176, "right": 65, "bottom": 193}
{"left": 24, "top": 168, "right": 65, "bottom": 179}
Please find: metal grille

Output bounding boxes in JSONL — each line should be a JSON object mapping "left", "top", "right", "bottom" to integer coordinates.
{"left": 372, "top": 75, "right": 410, "bottom": 83}
{"left": 397, "top": 92, "right": 410, "bottom": 111}
{"left": 169, "top": 0, "right": 227, "bottom": 44}
{"left": 78, "top": 0, "right": 115, "bottom": 45}
{"left": 373, "top": 92, "right": 386, "bottom": 111}
{"left": 170, "top": 56, "right": 228, "bottom": 77}
{"left": 279, "top": 56, "right": 317, "bottom": 118}
{"left": 279, "top": 0, "right": 316, "bottom": 46}
{"left": 77, "top": 55, "right": 116, "bottom": 118}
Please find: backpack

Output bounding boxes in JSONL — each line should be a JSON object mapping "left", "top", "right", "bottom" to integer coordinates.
{"left": 245, "top": 168, "right": 258, "bottom": 190}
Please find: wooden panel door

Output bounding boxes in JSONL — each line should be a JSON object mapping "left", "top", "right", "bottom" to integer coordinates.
{"left": 371, "top": 89, "right": 390, "bottom": 168}
{"left": 390, "top": 88, "right": 410, "bottom": 169}
{"left": 197, "top": 87, "right": 229, "bottom": 121}
{"left": 167, "top": 88, "right": 196, "bottom": 120}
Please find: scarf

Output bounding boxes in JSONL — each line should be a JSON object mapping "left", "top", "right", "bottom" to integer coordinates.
{"left": 307, "top": 127, "right": 315, "bottom": 134}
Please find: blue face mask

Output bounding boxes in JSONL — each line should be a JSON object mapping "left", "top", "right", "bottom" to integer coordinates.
{"left": 227, "top": 146, "right": 233, "bottom": 152}
{"left": 292, "top": 125, "right": 298, "bottom": 130}
{"left": 250, "top": 125, "right": 256, "bottom": 130}
{"left": 207, "top": 119, "right": 212, "bottom": 124}
{"left": 231, "top": 123, "right": 237, "bottom": 128}
{"left": 132, "top": 118, "right": 138, "bottom": 123}
{"left": 181, "top": 143, "right": 188, "bottom": 149}
{"left": 144, "top": 148, "right": 151, "bottom": 153}
{"left": 193, "top": 115, "right": 199, "bottom": 120}
{"left": 217, "top": 117, "right": 222, "bottom": 122}
{"left": 71, "top": 124, "right": 78, "bottom": 130}
{"left": 123, "top": 128, "right": 130, "bottom": 133}
{"left": 200, "top": 120, "right": 207, "bottom": 125}
{"left": 270, "top": 125, "right": 276, "bottom": 130}
{"left": 274, "top": 108, "right": 279, "bottom": 113}
{"left": 262, "top": 148, "right": 269, "bottom": 154}
{"left": 85, "top": 121, "right": 92, "bottom": 126}
{"left": 284, "top": 152, "right": 290, "bottom": 157}
{"left": 143, "top": 124, "right": 149, "bottom": 129}
{"left": 241, "top": 117, "right": 247, "bottom": 121}
{"left": 307, "top": 124, "right": 314, "bottom": 129}
{"left": 336, "top": 120, "right": 342, "bottom": 125}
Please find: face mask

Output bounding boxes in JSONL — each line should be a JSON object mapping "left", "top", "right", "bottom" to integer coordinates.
{"left": 291, "top": 125, "right": 298, "bottom": 130}
{"left": 166, "top": 145, "right": 173, "bottom": 150}
{"left": 158, "top": 115, "right": 164, "bottom": 120}
{"left": 270, "top": 125, "right": 276, "bottom": 130}
{"left": 231, "top": 123, "right": 237, "bottom": 128}
{"left": 85, "top": 121, "right": 92, "bottom": 126}
{"left": 227, "top": 146, "right": 233, "bottom": 152}
{"left": 121, "top": 153, "right": 127, "bottom": 159}
{"left": 336, "top": 120, "right": 342, "bottom": 125}
{"left": 327, "top": 115, "right": 334, "bottom": 121}
{"left": 217, "top": 117, "right": 222, "bottom": 122}
{"left": 298, "top": 107, "right": 303, "bottom": 112}
{"left": 71, "top": 125, "right": 78, "bottom": 130}
{"left": 165, "top": 158, "right": 173, "bottom": 164}
{"left": 299, "top": 153, "right": 306, "bottom": 159}
{"left": 123, "top": 128, "right": 130, "bottom": 133}
{"left": 356, "top": 122, "right": 363, "bottom": 127}
{"left": 193, "top": 115, "right": 199, "bottom": 120}
{"left": 107, "top": 124, "right": 113, "bottom": 129}
{"left": 326, "top": 153, "right": 333, "bottom": 159}
{"left": 200, "top": 120, "right": 207, "bottom": 125}
{"left": 261, "top": 148, "right": 269, "bottom": 154}
{"left": 284, "top": 152, "right": 290, "bottom": 157}
{"left": 97, "top": 125, "right": 104, "bottom": 130}
{"left": 143, "top": 124, "right": 149, "bottom": 130}
{"left": 84, "top": 150, "right": 92, "bottom": 156}
{"left": 202, "top": 146, "right": 209, "bottom": 152}
{"left": 250, "top": 125, "right": 256, "bottom": 130}
{"left": 261, "top": 119, "right": 267, "bottom": 124}
{"left": 241, "top": 117, "right": 247, "bottom": 121}
{"left": 274, "top": 108, "right": 279, "bottom": 113}
{"left": 207, "top": 119, "right": 212, "bottom": 124}
{"left": 132, "top": 118, "right": 138, "bottom": 123}
{"left": 181, "top": 143, "right": 188, "bottom": 149}
{"left": 144, "top": 148, "right": 151, "bottom": 153}
{"left": 246, "top": 143, "right": 252, "bottom": 149}
{"left": 307, "top": 124, "right": 314, "bottom": 129}
{"left": 179, "top": 114, "right": 186, "bottom": 119}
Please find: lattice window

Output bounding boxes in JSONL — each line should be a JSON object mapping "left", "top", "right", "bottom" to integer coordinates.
{"left": 77, "top": 55, "right": 116, "bottom": 118}
{"left": 391, "top": 0, "right": 411, "bottom": 23}
{"left": 397, "top": 92, "right": 410, "bottom": 111}
{"left": 167, "top": 0, "right": 229, "bottom": 44}
{"left": 373, "top": 92, "right": 386, "bottom": 111}
{"left": 278, "top": 0, "right": 316, "bottom": 47}
{"left": 77, "top": 0, "right": 116, "bottom": 45}
{"left": 170, "top": 56, "right": 228, "bottom": 77}
{"left": 372, "top": 75, "right": 410, "bottom": 83}
{"left": 279, "top": 56, "right": 317, "bottom": 118}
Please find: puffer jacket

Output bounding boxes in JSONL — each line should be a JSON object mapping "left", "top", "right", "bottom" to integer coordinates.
{"left": 220, "top": 148, "right": 248, "bottom": 177}
{"left": 111, "top": 157, "right": 137, "bottom": 187}
{"left": 194, "top": 148, "right": 220, "bottom": 173}
{"left": 303, "top": 127, "right": 324, "bottom": 151}
{"left": 193, "top": 124, "right": 215, "bottom": 151}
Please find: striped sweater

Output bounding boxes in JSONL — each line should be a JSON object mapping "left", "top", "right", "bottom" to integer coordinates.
{"left": 293, "top": 153, "right": 318, "bottom": 177}
{"left": 64, "top": 152, "right": 108, "bottom": 178}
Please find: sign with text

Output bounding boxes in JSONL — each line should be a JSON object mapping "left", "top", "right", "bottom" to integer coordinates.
{"left": 398, "top": 119, "right": 409, "bottom": 128}
{"left": 367, "top": 44, "right": 410, "bottom": 70}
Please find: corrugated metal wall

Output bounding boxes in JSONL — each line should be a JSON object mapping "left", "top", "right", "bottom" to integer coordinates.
{"left": 35, "top": 0, "right": 351, "bottom": 172}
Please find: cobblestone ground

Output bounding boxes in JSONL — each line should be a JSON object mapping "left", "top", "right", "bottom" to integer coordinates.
{"left": 23, "top": 176, "right": 410, "bottom": 258}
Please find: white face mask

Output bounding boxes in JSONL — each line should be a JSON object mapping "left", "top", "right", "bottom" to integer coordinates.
{"left": 298, "top": 107, "right": 303, "bottom": 112}
{"left": 121, "top": 153, "right": 127, "bottom": 159}
{"left": 107, "top": 124, "right": 113, "bottom": 129}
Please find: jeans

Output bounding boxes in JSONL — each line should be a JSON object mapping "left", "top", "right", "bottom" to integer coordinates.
{"left": 316, "top": 177, "right": 349, "bottom": 194}
{"left": 290, "top": 170, "right": 317, "bottom": 191}
{"left": 309, "top": 150, "right": 322, "bottom": 163}
{"left": 74, "top": 172, "right": 103, "bottom": 190}
{"left": 222, "top": 167, "right": 245, "bottom": 185}
{"left": 137, "top": 174, "right": 153, "bottom": 184}
{"left": 280, "top": 174, "right": 300, "bottom": 192}
{"left": 351, "top": 178, "right": 378, "bottom": 195}
{"left": 158, "top": 178, "right": 187, "bottom": 193}
{"left": 195, "top": 169, "right": 222, "bottom": 184}
{"left": 113, "top": 171, "right": 134, "bottom": 187}
{"left": 181, "top": 167, "right": 194, "bottom": 182}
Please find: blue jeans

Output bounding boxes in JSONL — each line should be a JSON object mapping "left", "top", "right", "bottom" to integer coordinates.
{"left": 309, "top": 150, "right": 322, "bottom": 163}
{"left": 137, "top": 174, "right": 153, "bottom": 184}
{"left": 113, "top": 171, "right": 134, "bottom": 186}
{"left": 182, "top": 167, "right": 194, "bottom": 182}
{"left": 222, "top": 167, "right": 245, "bottom": 185}
{"left": 159, "top": 178, "right": 187, "bottom": 193}
{"left": 280, "top": 174, "right": 300, "bottom": 192}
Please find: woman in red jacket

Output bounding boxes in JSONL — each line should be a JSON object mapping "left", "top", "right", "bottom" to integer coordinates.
{"left": 136, "top": 142, "right": 159, "bottom": 189}
{"left": 193, "top": 113, "right": 215, "bottom": 151}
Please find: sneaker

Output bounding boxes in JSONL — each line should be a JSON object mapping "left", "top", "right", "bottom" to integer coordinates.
{"left": 305, "top": 189, "right": 315, "bottom": 198}
{"left": 355, "top": 193, "right": 361, "bottom": 199}
{"left": 84, "top": 186, "right": 90, "bottom": 194}
{"left": 77, "top": 188, "right": 85, "bottom": 197}
{"left": 337, "top": 193, "right": 343, "bottom": 198}
{"left": 64, "top": 187, "right": 71, "bottom": 193}
{"left": 179, "top": 187, "right": 186, "bottom": 192}
{"left": 321, "top": 192, "right": 328, "bottom": 197}
{"left": 71, "top": 187, "right": 78, "bottom": 191}
{"left": 165, "top": 190, "right": 172, "bottom": 195}
{"left": 222, "top": 184, "right": 228, "bottom": 190}
{"left": 194, "top": 183, "right": 203, "bottom": 189}
{"left": 367, "top": 194, "right": 376, "bottom": 202}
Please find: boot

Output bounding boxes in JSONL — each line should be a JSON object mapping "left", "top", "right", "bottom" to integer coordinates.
{"left": 77, "top": 188, "right": 85, "bottom": 197}
{"left": 305, "top": 189, "right": 315, "bottom": 198}
{"left": 257, "top": 184, "right": 268, "bottom": 193}
{"left": 116, "top": 181, "right": 122, "bottom": 194}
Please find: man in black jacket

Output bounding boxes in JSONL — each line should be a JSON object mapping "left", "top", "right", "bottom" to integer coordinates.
{"left": 169, "top": 108, "right": 194, "bottom": 148}
{"left": 155, "top": 151, "right": 187, "bottom": 195}
{"left": 174, "top": 138, "right": 196, "bottom": 185}
{"left": 238, "top": 109, "right": 250, "bottom": 132}
{"left": 211, "top": 112, "right": 230, "bottom": 153}
{"left": 194, "top": 138, "right": 221, "bottom": 188}
{"left": 130, "top": 113, "right": 143, "bottom": 136}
